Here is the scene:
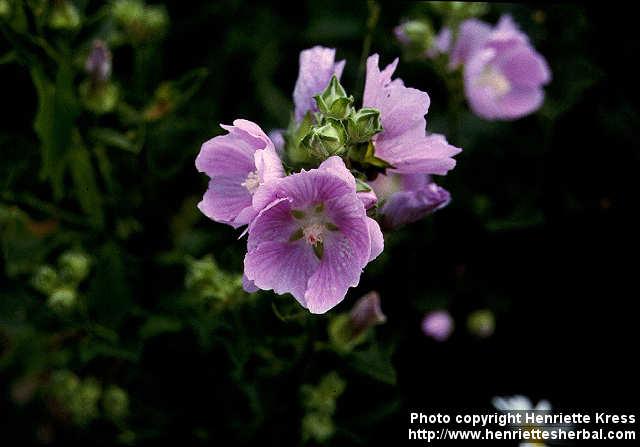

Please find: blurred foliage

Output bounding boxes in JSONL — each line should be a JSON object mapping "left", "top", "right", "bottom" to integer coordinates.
{"left": 1, "top": 1, "right": 634, "bottom": 445}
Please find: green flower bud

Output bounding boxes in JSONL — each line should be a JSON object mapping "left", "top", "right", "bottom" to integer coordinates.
{"left": 142, "top": 5, "right": 168, "bottom": 38}
{"left": 47, "top": 287, "right": 77, "bottom": 312}
{"left": 0, "top": 0, "right": 11, "bottom": 19}
{"left": 79, "top": 81, "right": 119, "bottom": 114}
{"left": 48, "top": 0, "right": 81, "bottom": 30}
{"left": 314, "top": 76, "right": 354, "bottom": 120}
{"left": 71, "top": 378, "right": 101, "bottom": 425}
{"left": 32, "top": 265, "right": 60, "bottom": 295}
{"left": 346, "top": 107, "right": 383, "bottom": 143}
{"left": 317, "top": 371, "right": 346, "bottom": 401}
{"left": 112, "top": 0, "right": 145, "bottom": 26}
{"left": 103, "top": 385, "right": 129, "bottom": 421}
{"left": 301, "top": 119, "right": 348, "bottom": 160}
{"left": 328, "top": 313, "right": 356, "bottom": 353}
{"left": 185, "top": 255, "right": 242, "bottom": 301}
{"left": 396, "top": 19, "right": 434, "bottom": 54}
{"left": 112, "top": 0, "right": 168, "bottom": 43}
{"left": 467, "top": 309, "right": 495, "bottom": 338}
{"left": 299, "top": 372, "right": 345, "bottom": 443}
{"left": 301, "top": 371, "right": 346, "bottom": 415}
{"left": 429, "top": 1, "right": 488, "bottom": 23}
{"left": 50, "top": 370, "right": 80, "bottom": 398}
{"left": 302, "top": 412, "right": 335, "bottom": 443}
{"left": 58, "top": 251, "right": 91, "bottom": 284}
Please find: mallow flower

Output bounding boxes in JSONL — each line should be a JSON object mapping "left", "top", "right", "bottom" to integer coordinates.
{"left": 363, "top": 55, "right": 461, "bottom": 175}
{"left": 458, "top": 15, "right": 551, "bottom": 120}
{"left": 195, "top": 119, "right": 284, "bottom": 228}
{"left": 370, "top": 142, "right": 452, "bottom": 230}
{"left": 244, "top": 157, "right": 383, "bottom": 314}
{"left": 196, "top": 45, "right": 461, "bottom": 314}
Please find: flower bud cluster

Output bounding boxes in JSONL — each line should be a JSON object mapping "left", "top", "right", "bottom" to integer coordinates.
{"left": 48, "top": 371, "right": 129, "bottom": 426}
{"left": 299, "top": 76, "right": 382, "bottom": 166}
{"left": 31, "top": 250, "right": 91, "bottom": 313}
{"left": 300, "top": 372, "right": 346, "bottom": 443}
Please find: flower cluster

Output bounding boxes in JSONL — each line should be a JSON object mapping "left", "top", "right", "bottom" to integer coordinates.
{"left": 196, "top": 46, "right": 461, "bottom": 313}
{"left": 398, "top": 15, "right": 551, "bottom": 120}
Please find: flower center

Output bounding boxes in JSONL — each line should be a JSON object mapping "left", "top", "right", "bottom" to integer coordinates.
{"left": 241, "top": 171, "right": 260, "bottom": 194}
{"left": 476, "top": 66, "right": 511, "bottom": 97}
{"left": 302, "top": 222, "right": 325, "bottom": 246}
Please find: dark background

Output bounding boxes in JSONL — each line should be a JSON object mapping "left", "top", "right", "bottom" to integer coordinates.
{"left": 1, "top": 1, "right": 638, "bottom": 445}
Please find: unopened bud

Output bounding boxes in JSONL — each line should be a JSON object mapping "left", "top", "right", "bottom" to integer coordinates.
{"left": 349, "top": 291, "right": 386, "bottom": 337}
{"left": 301, "top": 119, "right": 347, "bottom": 160}
{"left": 72, "top": 378, "right": 102, "bottom": 425}
{"left": 394, "top": 20, "right": 434, "bottom": 53}
{"left": 85, "top": 40, "right": 112, "bottom": 82}
{"left": 32, "top": 265, "right": 59, "bottom": 295}
{"left": 467, "top": 309, "right": 495, "bottom": 338}
{"left": 347, "top": 107, "right": 383, "bottom": 143}
{"left": 48, "top": 0, "right": 81, "bottom": 30}
{"left": 0, "top": 0, "right": 11, "bottom": 19}
{"left": 103, "top": 385, "right": 129, "bottom": 420}
{"left": 79, "top": 80, "right": 119, "bottom": 114}
{"left": 430, "top": 2, "right": 488, "bottom": 21}
{"left": 314, "top": 76, "right": 353, "bottom": 120}
{"left": 58, "top": 251, "right": 91, "bottom": 284}
{"left": 112, "top": 0, "right": 168, "bottom": 43}
{"left": 422, "top": 310, "right": 454, "bottom": 341}
{"left": 47, "top": 288, "right": 77, "bottom": 312}
{"left": 329, "top": 291, "right": 386, "bottom": 352}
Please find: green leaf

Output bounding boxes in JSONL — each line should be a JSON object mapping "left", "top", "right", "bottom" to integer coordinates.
{"left": 355, "top": 178, "right": 372, "bottom": 193}
{"left": 139, "top": 315, "right": 183, "bottom": 339}
{"left": 31, "top": 63, "right": 80, "bottom": 199}
{"left": 0, "top": 205, "right": 50, "bottom": 277}
{"left": 88, "top": 127, "right": 140, "bottom": 154}
{"left": 348, "top": 342, "right": 397, "bottom": 385}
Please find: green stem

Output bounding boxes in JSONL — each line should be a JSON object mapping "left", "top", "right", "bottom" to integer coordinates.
{"left": 1, "top": 192, "right": 91, "bottom": 227}
{"left": 355, "top": 0, "right": 380, "bottom": 99}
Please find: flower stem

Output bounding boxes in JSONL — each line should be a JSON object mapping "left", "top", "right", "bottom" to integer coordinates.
{"left": 355, "top": 0, "right": 380, "bottom": 99}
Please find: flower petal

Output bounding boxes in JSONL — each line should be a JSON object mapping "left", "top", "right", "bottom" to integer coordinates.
{"left": 304, "top": 219, "right": 370, "bottom": 314}
{"left": 363, "top": 54, "right": 430, "bottom": 141}
{"left": 376, "top": 132, "right": 461, "bottom": 175}
{"left": 449, "top": 18, "right": 492, "bottom": 68}
{"left": 242, "top": 274, "right": 259, "bottom": 293}
{"left": 197, "top": 175, "right": 252, "bottom": 226}
{"left": 380, "top": 177, "right": 451, "bottom": 229}
{"left": 366, "top": 217, "right": 384, "bottom": 262}
{"left": 255, "top": 146, "right": 285, "bottom": 184}
{"left": 245, "top": 241, "right": 319, "bottom": 308}
{"left": 195, "top": 133, "right": 255, "bottom": 177}
{"left": 293, "top": 46, "right": 345, "bottom": 122}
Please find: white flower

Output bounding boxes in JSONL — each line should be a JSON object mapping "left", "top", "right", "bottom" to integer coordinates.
{"left": 492, "top": 395, "right": 553, "bottom": 447}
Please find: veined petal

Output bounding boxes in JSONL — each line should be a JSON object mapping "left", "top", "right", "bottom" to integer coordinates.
{"left": 304, "top": 217, "right": 370, "bottom": 314}
{"left": 293, "top": 46, "right": 346, "bottom": 122}
{"left": 363, "top": 54, "right": 430, "bottom": 141}
{"left": 318, "top": 156, "right": 356, "bottom": 191}
{"left": 376, "top": 132, "right": 461, "bottom": 175}
{"left": 255, "top": 146, "right": 285, "bottom": 185}
{"left": 380, "top": 180, "right": 451, "bottom": 229}
{"left": 197, "top": 175, "right": 252, "bottom": 226}
{"left": 195, "top": 133, "right": 255, "bottom": 177}
{"left": 245, "top": 240, "right": 319, "bottom": 308}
